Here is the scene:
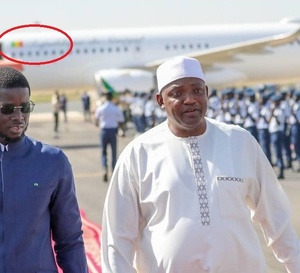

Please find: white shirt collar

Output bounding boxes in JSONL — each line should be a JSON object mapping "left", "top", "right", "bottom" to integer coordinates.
{"left": 0, "top": 143, "right": 8, "bottom": 152}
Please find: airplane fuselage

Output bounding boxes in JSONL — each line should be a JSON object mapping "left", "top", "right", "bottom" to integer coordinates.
{"left": 1, "top": 21, "right": 300, "bottom": 92}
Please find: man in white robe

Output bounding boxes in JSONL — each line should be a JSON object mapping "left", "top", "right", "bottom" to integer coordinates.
{"left": 101, "top": 56, "right": 300, "bottom": 273}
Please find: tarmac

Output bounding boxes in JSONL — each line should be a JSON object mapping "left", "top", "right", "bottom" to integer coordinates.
{"left": 27, "top": 100, "right": 135, "bottom": 227}
{"left": 27, "top": 100, "right": 300, "bottom": 273}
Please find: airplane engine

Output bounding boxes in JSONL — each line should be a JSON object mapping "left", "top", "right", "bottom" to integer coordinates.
{"left": 94, "top": 69, "right": 155, "bottom": 94}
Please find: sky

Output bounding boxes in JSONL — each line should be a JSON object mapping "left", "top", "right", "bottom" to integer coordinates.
{"left": 1, "top": 0, "right": 299, "bottom": 33}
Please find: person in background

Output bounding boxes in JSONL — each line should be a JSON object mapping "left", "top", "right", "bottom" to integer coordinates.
{"left": 51, "top": 90, "right": 60, "bottom": 137}
{"left": 101, "top": 56, "right": 300, "bottom": 273}
{"left": 269, "top": 94, "right": 286, "bottom": 179}
{"left": 130, "top": 92, "right": 147, "bottom": 135}
{"left": 234, "top": 89, "right": 247, "bottom": 127}
{"left": 280, "top": 90, "right": 293, "bottom": 169}
{"left": 144, "top": 89, "right": 157, "bottom": 130}
{"left": 243, "top": 89, "right": 259, "bottom": 141}
{"left": 257, "top": 92, "right": 272, "bottom": 164}
{"left": 289, "top": 90, "right": 300, "bottom": 172}
{"left": 94, "top": 92, "right": 125, "bottom": 182}
{"left": 117, "top": 89, "right": 133, "bottom": 137}
{"left": 81, "top": 90, "right": 91, "bottom": 122}
{"left": 206, "top": 88, "right": 220, "bottom": 120}
{"left": 59, "top": 93, "right": 68, "bottom": 123}
{"left": 0, "top": 66, "right": 88, "bottom": 272}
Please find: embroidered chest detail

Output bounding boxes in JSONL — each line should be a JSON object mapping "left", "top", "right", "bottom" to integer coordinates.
{"left": 188, "top": 137, "right": 210, "bottom": 226}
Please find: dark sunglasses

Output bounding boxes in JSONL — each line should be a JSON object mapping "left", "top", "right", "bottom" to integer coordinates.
{"left": 0, "top": 100, "right": 35, "bottom": 115}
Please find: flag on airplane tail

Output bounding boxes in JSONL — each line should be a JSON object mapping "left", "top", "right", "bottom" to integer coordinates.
{"left": 11, "top": 41, "right": 23, "bottom": 48}
{"left": 101, "top": 78, "right": 118, "bottom": 98}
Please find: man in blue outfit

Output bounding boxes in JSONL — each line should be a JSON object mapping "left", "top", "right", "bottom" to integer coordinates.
{"left": 0, "top": 66, "right": 88, "bottom": 273}
{"left": 94, "top": 92, "right": 124, "bottom": 182}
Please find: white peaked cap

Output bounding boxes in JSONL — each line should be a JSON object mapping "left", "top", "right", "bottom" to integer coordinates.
{"left": 156, "top": 56, "right": 206, "bottom": 93}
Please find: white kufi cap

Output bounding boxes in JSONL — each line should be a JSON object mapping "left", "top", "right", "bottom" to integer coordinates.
{"left": 156, "top": 56, "right": 206, "bottom": 93}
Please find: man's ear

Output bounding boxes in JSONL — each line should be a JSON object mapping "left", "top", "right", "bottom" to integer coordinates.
{"left": 156, "top": 93, "right": 165, "bottom": 108}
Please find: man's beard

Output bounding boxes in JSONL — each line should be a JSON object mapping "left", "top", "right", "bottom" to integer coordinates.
{"left": 0, "top": 126, "right": 27, "bottom": 144}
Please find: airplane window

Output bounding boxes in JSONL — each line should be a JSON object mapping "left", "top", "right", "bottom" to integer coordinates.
{"left": 52, "top": 50, "right": 56, "bottom": 55}
{"left": 84, "top": 48, "right": 88, "bottom": 53}
{"left": 60, "top": 50, "right": 64, "bottom": 55}
{"left": 35, "top": 51, "right": 40, "bottom": 56}
{"left": 124, "top": 46, "right": 128, "bottom": 51}
{"left": 189, "top": 44, "right": 193, "bottom": 49}
{"left": 197, "top": 44, "right": 201, "bottom": 49}
{"left": 173, "top": 45, "right": 177, "bottom": 49}
{"left": 116, "top": 47, "right": 120, "bottom": 52}
{"left": 181, "top": 45, "right": 186, "bottom": 49}
{"left": 108, "top": 48, "right": 112, "bottom": 52}
{"left": 100, "top": 48, "right": 104, "bottom": 53}
{"left": 92, "top": 48, "right": 96, "bottom": 53}
{"left": 76, "top": 49, "right": 81, "bottom": 54}
{"left": 20, "top": 52, "right": 24, "bottom": 57}
{"left": 205, "top": 43, "right": 209, "bottom": 48}
{"left": 44, "top": 51, "right": 48, "bottom": 55}
{"left": 28, "top": 51, "right": 32, "bottom": 56}
{"left": 136, "top": 46, "right": 140, "bottom": 52}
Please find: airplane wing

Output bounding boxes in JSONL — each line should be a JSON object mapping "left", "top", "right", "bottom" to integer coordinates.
{"left": 144, "top": 25, "right": 300, "bottom": 71}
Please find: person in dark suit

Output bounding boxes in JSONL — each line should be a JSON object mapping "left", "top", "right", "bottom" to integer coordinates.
{"left": 81, "top": 91, "right": 91, "bottom": 122}
{"left": 0, "top": 66, "right": 88, "bottom": 273}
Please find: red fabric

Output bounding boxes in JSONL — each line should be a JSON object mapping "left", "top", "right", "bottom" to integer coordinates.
{"left": 54, "top": 210, "right": 102, "bottom": 273}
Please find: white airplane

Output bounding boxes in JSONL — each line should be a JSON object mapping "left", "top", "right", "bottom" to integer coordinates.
{"left": 0, "top": 17, "right": 300, "bottom": 93}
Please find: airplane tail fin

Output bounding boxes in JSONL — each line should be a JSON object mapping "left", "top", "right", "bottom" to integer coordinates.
{"left": 101, "top": 78, "right": 118, "bottom": 98}
{"left": 0, "top": 43, "right": 23, "bottom": 70}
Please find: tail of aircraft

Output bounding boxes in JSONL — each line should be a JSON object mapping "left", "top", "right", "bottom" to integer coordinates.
{"left": 0, "top": 42, "right": 23, "bottom": 70}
